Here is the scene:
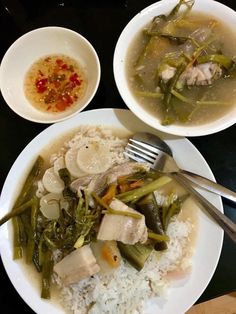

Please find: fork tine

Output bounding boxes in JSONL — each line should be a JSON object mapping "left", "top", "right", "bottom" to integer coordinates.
{"left": 130, "top": 138, "right": 165, "bottom": 155}
{"left": 126, "top": 146, "right": 155, "bottom": 163}
{"left": 124, "top": 151, "right": 153, "bottom": 168}
{"left": 127, "top": 142, "right": 157, "bottom": 159}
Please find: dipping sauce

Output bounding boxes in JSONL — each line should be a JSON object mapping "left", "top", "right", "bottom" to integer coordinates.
{"left": 24, "top": 54, "right": 87, "bottom": 112}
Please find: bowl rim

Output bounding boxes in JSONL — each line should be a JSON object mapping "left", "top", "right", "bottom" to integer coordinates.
{"left": 113, "top": 0, "right": 236, "bottom": 137}
{"left": 0, "top": 26, "right": 101, "bottom": 124}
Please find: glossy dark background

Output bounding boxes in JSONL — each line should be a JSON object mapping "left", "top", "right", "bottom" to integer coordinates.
{"left": 0, "top": 0, "right": 236, "bottom": 313}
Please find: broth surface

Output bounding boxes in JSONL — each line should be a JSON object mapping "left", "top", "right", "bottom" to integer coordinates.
{"left": 126, "top": 12, "right": 236, "bottom": 126}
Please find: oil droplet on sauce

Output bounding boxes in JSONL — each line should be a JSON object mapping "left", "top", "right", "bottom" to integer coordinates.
{"left": 24, "top": 54, "right": 87, "bottom": 113}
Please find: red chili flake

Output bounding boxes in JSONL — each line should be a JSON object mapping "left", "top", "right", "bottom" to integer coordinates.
{"left": 61, "top": 63, "right": 68, "bottom": 70}
{"left": 56, "top": 59, "right": 63, "bottom": 66}
{"left": 56, "top": 101, "right": 66, "bottom": 111}
{"left": 68, "top": 82, "right": 76, "bottom": 89}
{"left": 70, "top": 73, "right": 78, "bottom": 80}
{"left": 35, "top": 78, "right": 48, "bottom": 93}
{"left": 55, "top": 94, "right": 74, "bottom": 111}
{"left": 37, "top": 85, "right": 47, "bottom": 93}
{"left": 62, "top": 94, "right": 74, "bottom": 105}
{"left": 62, "top": 81, "right": 75, "bottom": 92}
{"left": 69, "top": 73, "right": 81, "bottom": 86}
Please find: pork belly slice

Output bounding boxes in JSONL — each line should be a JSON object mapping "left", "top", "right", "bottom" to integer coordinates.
{"left": 159, "top": 62, "right": 222, "bottom": 86}
{"left": 70, "top": 161, "right": 149, "bottom": 196}
{"left": 179, "top": 62, "right": 222, "bottom": 86}
{"left": 54, "top": 245, "right": 100, "bottom": 285}
{"left": 105, "top": 162, "right": 149, "bottom": 185}
{"left": 97, "top": 198, "right": 148, "bottom": 245}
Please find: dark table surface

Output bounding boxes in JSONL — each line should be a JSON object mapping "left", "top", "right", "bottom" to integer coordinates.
{"left": 0, "top": 0, "right": 236, "bottom": 313}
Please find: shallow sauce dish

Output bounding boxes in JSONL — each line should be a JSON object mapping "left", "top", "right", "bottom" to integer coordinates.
{"left": 0, "top": 27, "right": 100, "bottom": 123}
{"left": 0, "top": 109, "right": 223, "bottom": 313}
{"left": 113, "top": 0, "right": 236, "bottom": 136}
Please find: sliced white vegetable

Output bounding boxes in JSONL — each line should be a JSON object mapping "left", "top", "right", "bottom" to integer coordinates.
{"left": 42, "top": 167, "right": 64, "bottom": 194}
{"left": 54, "top": 156, "right": 65, "bottom": 175}
{"left": 40, "top": 193, "right": 69, "bottom": 220}
{"left": 65, "top": 148, "right": 85, "bottom": 178}
{"left": 40, "top": 193, "right": 61, "bottom": 220}
{"left": 77, "top": 142, "right": 112, "bottom": 174}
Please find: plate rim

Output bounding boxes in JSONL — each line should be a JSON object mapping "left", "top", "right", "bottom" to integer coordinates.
{"left": 0, "top": 108, "right": 223, "bottom": 314}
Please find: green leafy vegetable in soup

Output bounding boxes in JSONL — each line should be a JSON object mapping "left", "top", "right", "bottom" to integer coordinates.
{"left": 126, "top": 0, "right": 236, "bottom": 125}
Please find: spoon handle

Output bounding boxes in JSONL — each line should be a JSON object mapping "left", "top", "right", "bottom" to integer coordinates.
{"left": 179, "top": 169, "right": 236, "bottom": 204}
{"left": 171, "top": 172, "right": 236, "bottom": 243}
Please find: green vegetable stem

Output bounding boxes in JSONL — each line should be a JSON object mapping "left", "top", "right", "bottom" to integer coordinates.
{"left": 117, "top": 176, "right": 171, "bottom": 203}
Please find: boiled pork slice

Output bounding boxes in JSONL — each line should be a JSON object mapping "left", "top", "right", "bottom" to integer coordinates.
{"left": 70, "top": 161, "right": 149, "bottom": 196}
{"left": 159, "top": 62, "right": 222, "bottom": 86}
{"left": 97, "top": 198, "right": 148, "bottom": 245}
{"left": 179, "top": 62, "right": 222, "bottom": 86}
{"left": 54, "top": 245, "right": 100, "bottom": 285}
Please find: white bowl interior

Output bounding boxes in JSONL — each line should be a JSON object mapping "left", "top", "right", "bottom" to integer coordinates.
{"left": 113, "top": 0, "right": 236, "bottom": 136}
{"left": 0, "top": 27, "right": 100, "bottom": 123}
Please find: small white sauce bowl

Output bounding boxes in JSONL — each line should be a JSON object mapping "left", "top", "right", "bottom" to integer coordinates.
{"left": 113, "top": 0, "right": 236, "bottom": 136}
{"left": 0, "top": 26, "right": 100, "bottom": 123}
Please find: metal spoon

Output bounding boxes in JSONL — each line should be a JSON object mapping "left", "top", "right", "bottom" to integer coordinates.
{"left": 133, "top": 132, "right": 236, "bottom": 203}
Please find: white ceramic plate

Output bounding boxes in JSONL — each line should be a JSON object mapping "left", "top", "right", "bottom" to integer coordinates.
{"left": 0, "top": 108, "right": 223, "bottom": 314}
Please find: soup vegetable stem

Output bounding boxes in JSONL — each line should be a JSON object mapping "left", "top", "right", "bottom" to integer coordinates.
{"left": 0, "top": 156, "right": 44, "bottom": 259}
{"left": 128, "top": 0, "right": 236, "bottom": 126}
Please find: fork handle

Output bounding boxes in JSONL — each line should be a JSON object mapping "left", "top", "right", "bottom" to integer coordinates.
{"left": 179, "top": 169, "right": 236, "bottom": 204}
{"left": 171, "top": 173, "right": 236, "bottom": 243}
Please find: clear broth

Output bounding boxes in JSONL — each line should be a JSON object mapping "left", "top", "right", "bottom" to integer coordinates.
{"left": 126, "top": 12, "right": 236, "bottom": 126}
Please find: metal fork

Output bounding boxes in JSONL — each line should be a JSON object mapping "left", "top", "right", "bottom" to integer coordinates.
{"left": 125, "top": 138, "right": 236, "bottom": 243}
{"left": 126, "top": 137, "right": 236, "bottom": 203}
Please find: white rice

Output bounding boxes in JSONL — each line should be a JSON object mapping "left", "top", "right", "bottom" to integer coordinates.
{"left": 38, "top": 126, "right": 195, "bottom": 313}
{"left": 50, "top": 125, "right": 128, "bottom": 167}
{"left": 36, "top": 126, "right": 128, "bottom": 198}
{"left": 55, "top": 218, "right": 193, "bottom": 314}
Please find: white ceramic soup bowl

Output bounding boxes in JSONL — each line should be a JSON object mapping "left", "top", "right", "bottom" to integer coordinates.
{"left": 0, "top": 27, "right": 100, "bottom": 123}
{"left": 113, "top": 0, "right": 236, "bottom": 136}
